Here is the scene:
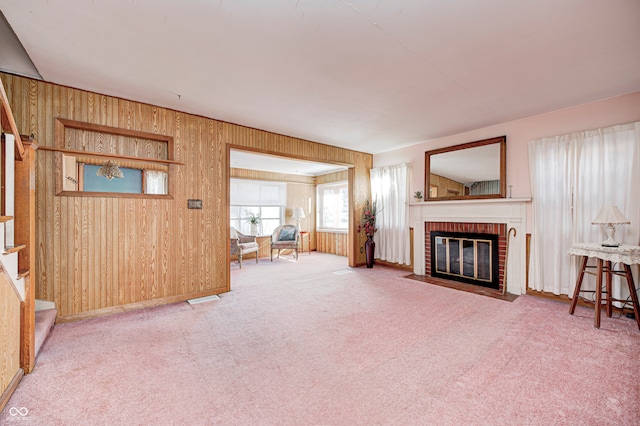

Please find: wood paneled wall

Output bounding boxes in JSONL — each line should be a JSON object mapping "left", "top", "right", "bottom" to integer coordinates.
{"left": 0, "top": 272, "right": 20, "bottom": 402}
{"left": 315, "top": 170, "right": 348, "bottom": 185}
{"left": 2, "top": 73, "right": 372, "bottom": 320}
{"left": 317, "top": 232, "right": 349, "bottom": 256}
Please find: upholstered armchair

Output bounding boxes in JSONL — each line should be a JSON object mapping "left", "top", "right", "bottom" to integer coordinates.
{"left": 230, "top": 227, "right": 259, "bottom": 268}
{"left": 270, "top": 224, "right": 299, "bottom": 261}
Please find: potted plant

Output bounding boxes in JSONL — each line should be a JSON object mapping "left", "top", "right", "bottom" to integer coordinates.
{"left": 246, "top": 214, "right": 261, "bottom": 235}
{"left": 414, "top": 190, "right": 423, "bottom": 201}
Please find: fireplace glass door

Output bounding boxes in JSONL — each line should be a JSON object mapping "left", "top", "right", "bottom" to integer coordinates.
{"left": 432, "top": 232, "right": 498, "bottom": 288}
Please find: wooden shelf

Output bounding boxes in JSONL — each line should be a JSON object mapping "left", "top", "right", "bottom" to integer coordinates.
{"left": 4, "top": 243, "right": 27, "bottom": 254}
{"left": 38, "top": 146, "right": 185, "bottom": 166}
{"left": 0, "top": 216, "right": 13, "bottom": 223}
{"left": 17, "top": 270, "right": 30, "bottom": 279}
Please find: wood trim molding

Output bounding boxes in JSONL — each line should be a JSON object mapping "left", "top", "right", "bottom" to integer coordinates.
{"left": 55, "top": 289, "right": 226, "bottom": 323}
{"left": 0, "top": 368, "right": 23, "bottom": 413}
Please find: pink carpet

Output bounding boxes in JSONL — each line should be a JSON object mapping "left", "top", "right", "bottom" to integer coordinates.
{"left": 2, "top": 253, "right": 639, "bottom": 425}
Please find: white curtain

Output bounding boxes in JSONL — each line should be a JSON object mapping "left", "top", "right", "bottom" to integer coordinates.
{"left": 370, "top": 163, "right": 411, "bottom": 265}
{"left": 529, "top": 121, "right": 640, "bottom": 297}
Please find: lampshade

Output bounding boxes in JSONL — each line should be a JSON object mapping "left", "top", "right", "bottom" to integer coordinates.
{"left": 292, "top": 207, "right": 306, "bottom": 219}
{"left": 292, "top": 207, "right": 305, "bottom": 231}
{"left": 96, "top": 160, "right": 124, "bottom": 180}
{"left": 591, "top": 206, "right": 630, "bottom": 225}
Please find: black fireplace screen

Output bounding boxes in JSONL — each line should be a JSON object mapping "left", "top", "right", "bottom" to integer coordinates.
{"left": 431, "top": 231, "right": 499, "bottom": 289}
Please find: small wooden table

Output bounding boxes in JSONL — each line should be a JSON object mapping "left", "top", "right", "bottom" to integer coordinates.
{"left": 299, "top": 231, "right": 310, "bottom": 255}
{"left": 569, "top": 243, "right": 640, "bottom": 329}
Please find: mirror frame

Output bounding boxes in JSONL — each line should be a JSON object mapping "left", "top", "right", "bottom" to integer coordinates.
{"left": 424, "top": 136, "right": 506, "bottom": 201}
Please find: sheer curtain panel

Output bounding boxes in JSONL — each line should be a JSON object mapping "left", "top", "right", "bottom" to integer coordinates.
{"left": 370, "top": 163, "right": 411, "bottom": 265}
{"left": 529, "top": 121, "right": 640, "bottom": 297}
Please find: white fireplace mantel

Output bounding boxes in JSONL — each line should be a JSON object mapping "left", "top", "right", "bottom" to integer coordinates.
{"left": 409, "top": 198, "right": 531, "bottom": 295}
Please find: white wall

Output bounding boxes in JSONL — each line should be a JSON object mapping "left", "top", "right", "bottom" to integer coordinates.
{"left": 374, "top": 91, "right": 640, "bottom": 232}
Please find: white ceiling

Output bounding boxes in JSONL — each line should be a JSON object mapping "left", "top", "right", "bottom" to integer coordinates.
{"left": 230, "top": 149, "right": 346, "bottom": 176}
{"left": 1, "top": 0, "right": 639, "bottom": 159}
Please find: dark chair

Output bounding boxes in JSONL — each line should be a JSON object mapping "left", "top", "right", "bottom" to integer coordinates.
{"left": 270, "top": 225, "right": 299, "bottom": 261}
{"left": 230, "top": 227, "right": 259, "bottom": 268}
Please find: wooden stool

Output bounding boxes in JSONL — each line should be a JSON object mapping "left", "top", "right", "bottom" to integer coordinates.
{"left": 568, "top": 243, "right": 640, "bottom": 330}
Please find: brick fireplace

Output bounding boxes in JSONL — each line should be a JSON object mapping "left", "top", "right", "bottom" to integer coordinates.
{"left": 425, "top": 222, "right": 507, "bottom": 291}
{"left": 409, "top": 198, "right": 530, "bottom": 295}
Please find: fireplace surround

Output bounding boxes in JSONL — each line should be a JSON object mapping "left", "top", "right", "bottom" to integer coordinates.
{"left": 409, "top": 198, "right": 529, "bottom": 295}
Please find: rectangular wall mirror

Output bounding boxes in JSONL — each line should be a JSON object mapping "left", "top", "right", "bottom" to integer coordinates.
{"left": 425, "top": 136, "right": 506, "bottom": 201}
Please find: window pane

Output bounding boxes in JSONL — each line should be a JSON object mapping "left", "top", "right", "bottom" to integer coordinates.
{"left": 339, "top": 187, "right": 348, "bottom": 227}
{"left": 261, "top": 219, "right": 280, "bottom": 236}
{"left": 261, "top": 206, "right": 281, "bottom": 219}
{"left": 230, "top": 205, "right": 283, "bottom": 236}
{"left": 241, "top": 206, "right": 259, "bottom": 218}
{"left": 317, "top": 181, "right": 348, "bottom": 230}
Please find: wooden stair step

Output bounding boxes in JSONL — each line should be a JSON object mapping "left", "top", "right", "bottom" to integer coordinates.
{"left": 4, "top": 243, "right": 27, "bottom": 254}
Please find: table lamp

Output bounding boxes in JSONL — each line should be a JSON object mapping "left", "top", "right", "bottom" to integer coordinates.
{"left": 592, "top": 205, "right": 630, "bottom": 247}
{"left": 292, "top": 207, "right": 305, "bottom": 231}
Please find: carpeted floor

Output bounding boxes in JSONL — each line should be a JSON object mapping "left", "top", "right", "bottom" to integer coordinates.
{"left": 2, "top": 253, "right": 639, "bottom": 425}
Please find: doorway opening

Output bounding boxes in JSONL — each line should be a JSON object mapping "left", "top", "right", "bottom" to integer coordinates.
{"left": 227, "top": 147, "right": 353, "bottom": 289}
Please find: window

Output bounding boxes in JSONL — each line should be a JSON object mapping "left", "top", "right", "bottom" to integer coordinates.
{"left": 230, "top": 179, "right": 286, "bottom": 235}
{"left": 317, "top": 181, "right": 348, "bottom": 230}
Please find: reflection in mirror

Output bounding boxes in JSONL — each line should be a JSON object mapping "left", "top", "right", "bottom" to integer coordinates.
{"left": 61, "top": 153, "right": 169, "bottom": 195}
{"left": 425, "top": 136, "right": 506, "bottom": 200}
